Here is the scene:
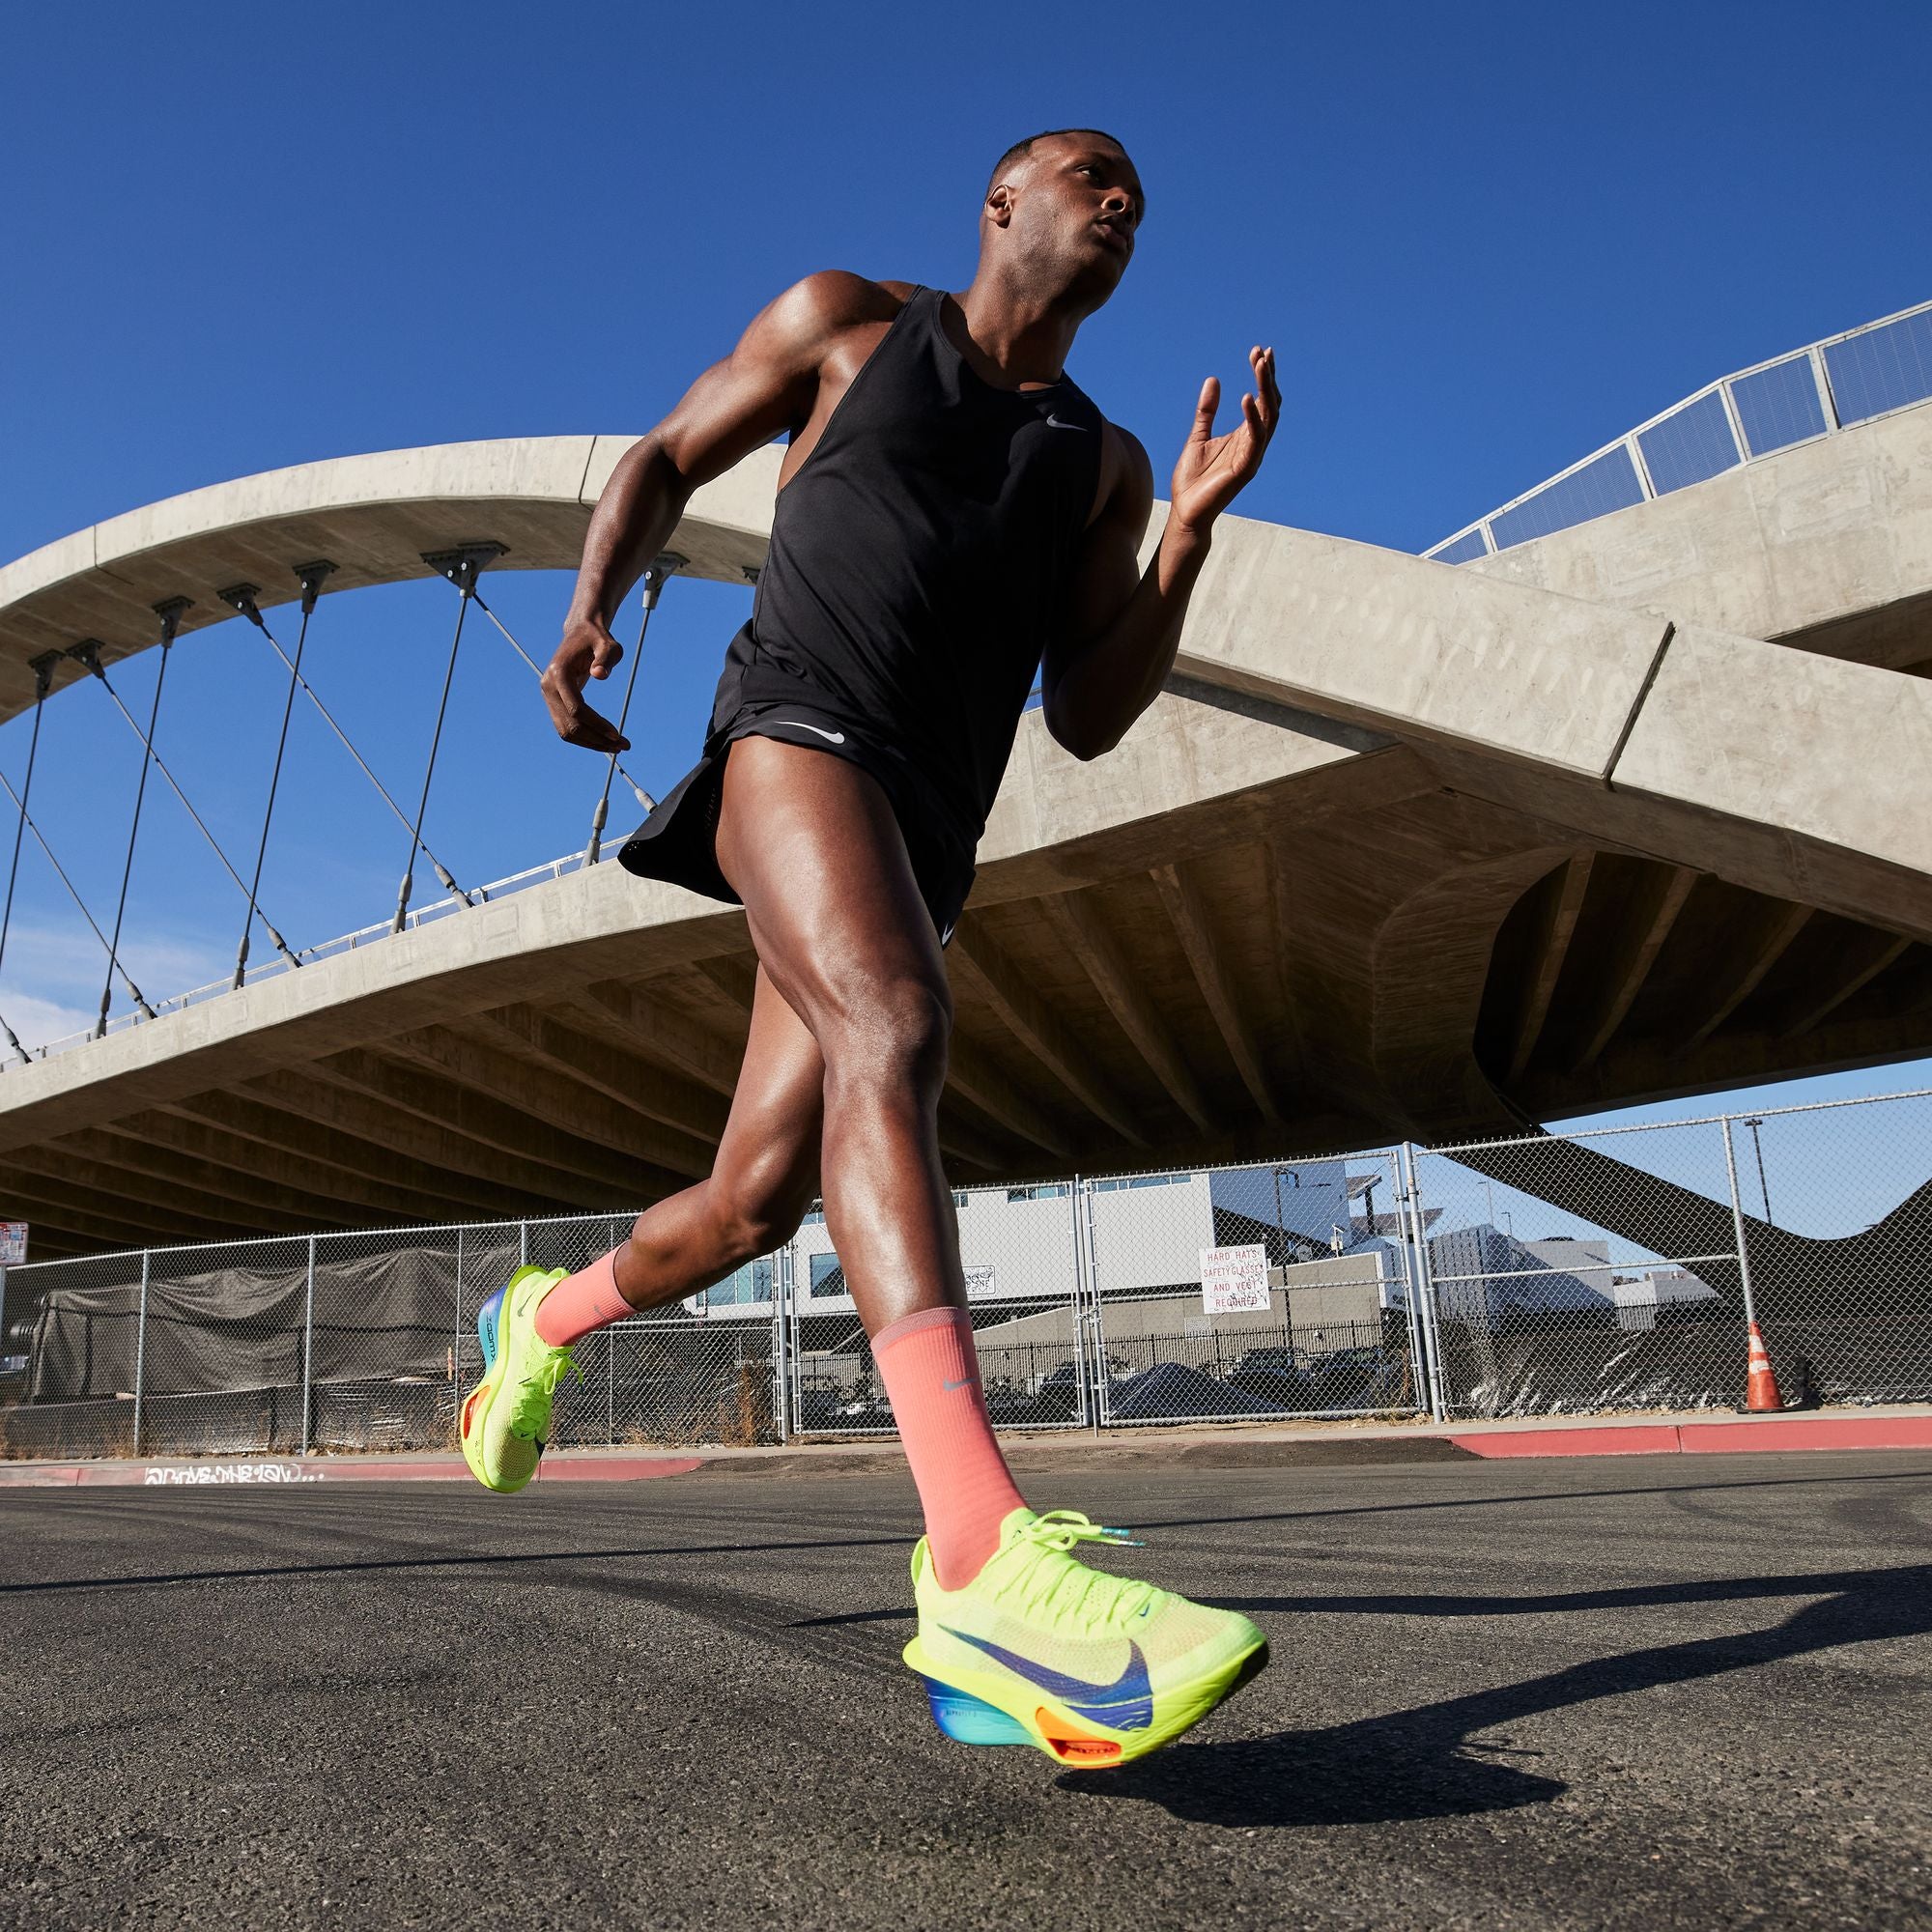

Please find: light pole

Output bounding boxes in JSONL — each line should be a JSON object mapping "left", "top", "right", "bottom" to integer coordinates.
{"left": 1743, "top": 1117, "right": 1774, "bottom": 1225}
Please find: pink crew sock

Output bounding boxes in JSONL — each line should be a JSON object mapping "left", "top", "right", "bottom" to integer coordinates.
{"left": 872, "top": 1305, "right": 1028, "bottom": 1589}
{"left": 532, "top": 1249, "right": 634, "bottom": 1349}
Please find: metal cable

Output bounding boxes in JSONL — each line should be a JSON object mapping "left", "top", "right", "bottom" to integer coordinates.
{"left": 469, "top": 589, "right": 660, "bottom": 815}
{"left": 0, "top": 654, "right": 62, "bottom": 1062}
{"left": 225, "top": 587, "right": 471, "bottom": 904}
{"left": 0, "top": 763, "right": 153, "bottom": 1020}
{"left": 71, "top": 639, "right": 299, "bottom": 968}
{"left": 96, "top": 623, "right": 175, "bottom": 1038}
{"left": 583, "top": 557, "right": 678, "bottom": 864}
{"left": 394, "top": 553, "right": 485, "bottom": 932}
{"left": 232, "top": 564, "right": 330, "bottom": 989}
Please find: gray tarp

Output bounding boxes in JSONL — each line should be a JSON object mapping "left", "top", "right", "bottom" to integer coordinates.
{"left": 26, "top": 1241, "right": 514, "bottom": 1401}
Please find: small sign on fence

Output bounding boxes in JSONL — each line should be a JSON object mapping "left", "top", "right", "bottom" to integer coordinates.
{"left": 963, "top": 1264, "right": 998, "bottom": 1297}
{"left": 0, "top": 1222, "right": 26, "bottom": 1266}
{"left": 1200, "top": 1242, "right": 1270, "bottom": 1317}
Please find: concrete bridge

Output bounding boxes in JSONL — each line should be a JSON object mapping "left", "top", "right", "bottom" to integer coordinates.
{"left": 0, "top": 366, "right": 1927, "bottom": 1262}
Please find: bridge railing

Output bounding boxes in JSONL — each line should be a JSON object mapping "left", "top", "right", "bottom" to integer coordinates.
{"left": 2, "top": 1086, "right": 1927, "bottom": 1463}
{"left": 1426, "top": 297, "right": 1932, "bottom": 564}
{"left": 18, "top": 850, "right": 591, "bottom": 1068}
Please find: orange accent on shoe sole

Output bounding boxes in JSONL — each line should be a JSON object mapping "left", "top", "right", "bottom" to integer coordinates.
{"left": 461, "top": 1383, "right": 487, "bottom": 1437}
{"left": 1035, "top": 1709, "right": 1123, "bottom": 1763}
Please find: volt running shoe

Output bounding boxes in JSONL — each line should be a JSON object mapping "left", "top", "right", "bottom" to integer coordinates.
{"left": 459, "top": 1265, "right": 581, "bottom": 1494}
{"left": 902, "top": 1508, "right": 1267, "bottom": 1767}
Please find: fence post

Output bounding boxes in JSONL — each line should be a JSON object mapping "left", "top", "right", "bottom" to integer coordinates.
{"left": 453, "top": 1226, "right": 465, "bottom": 1435}
{"left": 771, "top": 1240, "right": 791, "bottom": 1444}
{"left": 1078, "top": 1177, "right": 1105, "bottom": 1434}
{"left": 1400, "top": 1143, "right": 1448, "bottom": 1422}
{"left": 131, "top": 1247, "right": 151, "bottom": 1457}
{"left": 299, "top": 1235, "right": 316, "bottom": 1457}
{"left": 1392, "top": 1151, "right": 1430, "bottom": 1414}
{"left": 1719, "top": 1115, "right": 1762, "bottom": 1345}
{"left": 518, "top": 1219, "right": 528, "bottom": 1267}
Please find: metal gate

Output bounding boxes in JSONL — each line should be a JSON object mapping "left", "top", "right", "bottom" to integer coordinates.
{"left": 1087, "top": 1150, "right": 1433, "bottom": 1427}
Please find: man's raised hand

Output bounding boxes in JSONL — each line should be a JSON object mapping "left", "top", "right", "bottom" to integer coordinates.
{"left": 1169, "top": 345, "right": 1281, "bottom": 536}
{"left": 541, "top": 616, "right": 632, "bottom": 753}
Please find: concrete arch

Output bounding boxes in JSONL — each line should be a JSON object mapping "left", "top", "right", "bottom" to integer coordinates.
{"left": 0, "top": 436, "right": 782, "bottom": 723}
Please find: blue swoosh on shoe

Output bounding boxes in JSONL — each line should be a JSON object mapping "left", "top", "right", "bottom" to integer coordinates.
{"left": 940, "top": 1629, "right": 1153, "bottom": 1730}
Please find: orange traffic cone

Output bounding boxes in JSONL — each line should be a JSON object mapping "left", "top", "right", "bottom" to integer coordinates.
{"left": 1746, "top": 1321, "right": 1783, "bottom": 1412}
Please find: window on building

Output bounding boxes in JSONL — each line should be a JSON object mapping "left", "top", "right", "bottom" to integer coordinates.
{"left": 810, "top": 1254, "right": 847, "bottom": 1299}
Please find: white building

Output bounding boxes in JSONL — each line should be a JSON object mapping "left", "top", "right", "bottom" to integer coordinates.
{"left": 1605, "top": 1266, "right": 1719, "bottom": 1331}
{"left": 699, "top": 1157, "right": 1406, "bottom": 1317}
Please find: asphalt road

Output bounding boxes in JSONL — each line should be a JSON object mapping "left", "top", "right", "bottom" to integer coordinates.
{"left": 3, "top": 1452, "right": 1929, "bottom": 1931}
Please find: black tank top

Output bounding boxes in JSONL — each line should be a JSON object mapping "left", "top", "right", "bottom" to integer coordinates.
{"left": 714, "top": 285, "right": 1106, "bottom": 845}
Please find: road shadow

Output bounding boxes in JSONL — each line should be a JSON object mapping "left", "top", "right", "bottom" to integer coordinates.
{"left": 1062, "top": 1562, "right": 1932, "bottom": 1827}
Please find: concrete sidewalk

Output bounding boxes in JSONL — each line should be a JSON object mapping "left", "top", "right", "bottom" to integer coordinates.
{"left": 3, "top": 1404, "right": 1931, "bottom": 1488}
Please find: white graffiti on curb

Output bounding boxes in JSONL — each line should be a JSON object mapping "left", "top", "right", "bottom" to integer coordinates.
{"left": 143, "top": 1463, "right": 327, "bottom": 1485}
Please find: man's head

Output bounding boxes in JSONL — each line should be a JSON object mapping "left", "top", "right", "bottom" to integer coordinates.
{"left": 980, "top": 129, "right": 1144, "bottom": 309}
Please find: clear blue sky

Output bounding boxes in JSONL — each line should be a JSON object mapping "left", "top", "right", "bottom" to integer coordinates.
{"left": 1, "top": 0, "right": 1927, "bottom": 1129}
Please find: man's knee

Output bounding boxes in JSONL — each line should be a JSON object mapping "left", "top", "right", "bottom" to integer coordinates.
{"left": 640, "top": 1168, "right": 813, "bottom": 1270}
{"left": 822, "top": 972, "right": 952, "bottom": 1096}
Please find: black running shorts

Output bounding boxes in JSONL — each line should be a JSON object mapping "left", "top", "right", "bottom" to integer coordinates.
{"left": 616, "top": 702, "right": 977, "bottom": 946}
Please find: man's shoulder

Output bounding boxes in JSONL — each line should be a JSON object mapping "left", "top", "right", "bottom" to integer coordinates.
{"left": 772, "top": 270, "right": 921, "bottom": 334}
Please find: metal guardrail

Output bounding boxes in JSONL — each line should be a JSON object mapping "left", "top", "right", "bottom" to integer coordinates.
{"left": 1425, "top": 298, "right": 1932, "bottom": 565}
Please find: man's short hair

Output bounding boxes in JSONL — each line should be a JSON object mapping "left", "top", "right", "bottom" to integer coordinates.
{"left": 986, "top": 128, "right": 1127, "bottom": 198}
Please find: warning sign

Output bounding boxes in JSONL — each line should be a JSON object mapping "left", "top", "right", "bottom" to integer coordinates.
{"left": 1200, "top": 1242, "right": 1270, "bottom": 1316}
{"left": 0, "top": 1222, "right": 26, "bottom": 1266}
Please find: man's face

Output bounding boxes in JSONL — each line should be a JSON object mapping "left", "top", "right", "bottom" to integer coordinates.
{"left": 995, "top": 138, "right": 1145, "bottom": 298}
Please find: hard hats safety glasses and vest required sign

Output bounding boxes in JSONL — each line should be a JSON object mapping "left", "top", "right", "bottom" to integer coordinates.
{"left": 1199, "top": 1242, "right": 1270, "bottom": 1317}
{"left": 0, "top": 1222, "right": 25, "bottom": 1265}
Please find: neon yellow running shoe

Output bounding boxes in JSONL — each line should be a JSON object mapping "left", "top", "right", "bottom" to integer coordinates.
{"left": 902, "top": 1508, "right": 1267, "bottom": 1767}
{"left": 459, "top": 1265, "right": 581, "bottom": 1494}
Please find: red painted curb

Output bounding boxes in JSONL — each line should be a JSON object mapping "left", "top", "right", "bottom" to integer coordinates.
{"left": 1680, "top": 1416, "right": 1932, "bottom": 1454}
{"left": 536, "top": 1457, "right": 705, "bottom": 1483}
{"left": 1451, "top": 1416, "right": 1932, "bottom": 1459}
{"left": 1451, "top": 1426, "right": 1685, "bottom": 1458}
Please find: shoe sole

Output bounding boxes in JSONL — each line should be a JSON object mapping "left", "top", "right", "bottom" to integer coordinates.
{"left": 902, "top": 1634, "right": 1270, "bottom": 1767}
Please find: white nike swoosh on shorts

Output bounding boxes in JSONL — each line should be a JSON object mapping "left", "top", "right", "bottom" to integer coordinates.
{"left": 774, "top": 721, "right": 847, "bottom": 745}
{"left": 1045, "top": 416, "right": 1086, "bottom": 431}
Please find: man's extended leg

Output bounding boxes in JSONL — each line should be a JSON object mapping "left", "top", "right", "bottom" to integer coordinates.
{"left": 714, "top": 738, "right": 1025, "bottom": 1586}
{"left": 712, "top": 738, "right": 1266, "bottom": 1765}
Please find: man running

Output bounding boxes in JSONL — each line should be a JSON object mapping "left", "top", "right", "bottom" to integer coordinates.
{"left": 462, "top": 128, "right": 1282, "bottom": 1767}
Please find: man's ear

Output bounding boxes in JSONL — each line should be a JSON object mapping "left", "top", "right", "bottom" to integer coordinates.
{"left": 985, "top": 185, "right": 1013, "bottom": 230}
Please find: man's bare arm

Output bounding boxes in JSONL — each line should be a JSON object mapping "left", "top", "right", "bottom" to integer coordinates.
{"left": 545, "top": 271, "right": 895, "bottom": 752}
{"left": 1042, "top": 346, "right": 1280, "bottom": 761}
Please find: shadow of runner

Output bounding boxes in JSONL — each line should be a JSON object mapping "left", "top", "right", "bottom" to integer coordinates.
{"left": 1061, "top": 1562, "right": 1932, "bottom": 1827}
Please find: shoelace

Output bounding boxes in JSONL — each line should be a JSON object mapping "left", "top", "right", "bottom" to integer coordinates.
{"left": 507, "top": 1349, "right": 581, "bottom": 1439}
{"left": 995, "top": 1510, "right": 1161, "bottom": 1630}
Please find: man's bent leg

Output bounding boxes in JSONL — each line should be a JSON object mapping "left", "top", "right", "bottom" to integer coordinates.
{"left": 463, "top": 963, "right": 824, "bottom": 1492}
{"left": 715, "top": 737, "right": 1022, "bottom": 1587}
{"left": 533, "top": 967, "right": 825, "bottom": 1348}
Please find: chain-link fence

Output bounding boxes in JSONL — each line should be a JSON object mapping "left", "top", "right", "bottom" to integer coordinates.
{"left": 786, "top": 1179, "right": 1091, "bottom": 1434}
{"left": 1082, "top": 1151, "right": 1427, "bottom": 1427}
{"left": 2, "top": 1088, "right": 1929, "bottom": 1461}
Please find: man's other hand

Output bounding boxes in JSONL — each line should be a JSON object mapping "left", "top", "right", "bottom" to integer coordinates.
{"left": 1169, "top": 344, "right": 1280, "bottom": 536}
{"left": 542, "top": 617, "right": 631, "bottom": 753}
